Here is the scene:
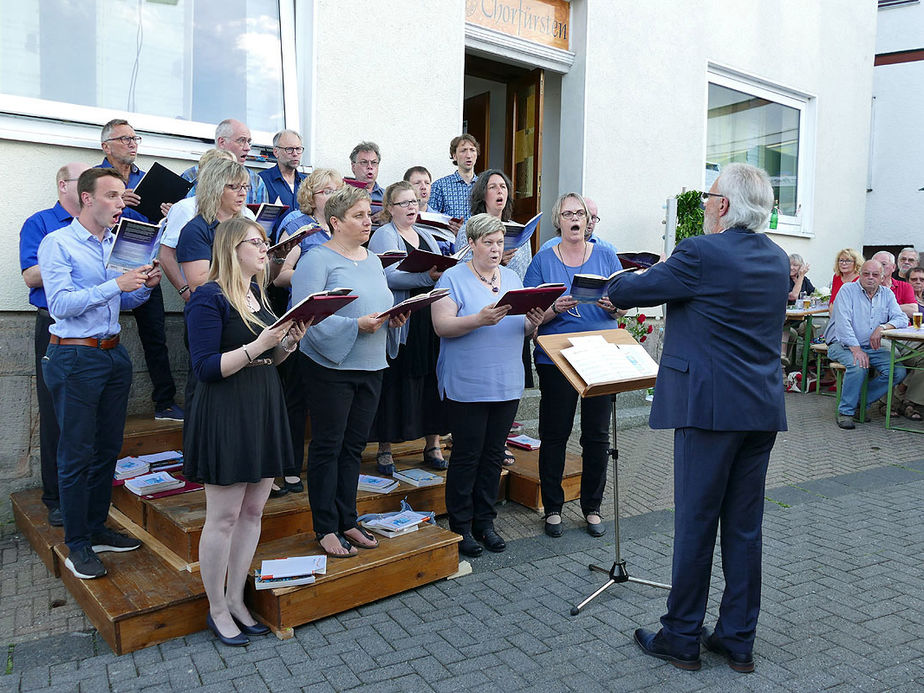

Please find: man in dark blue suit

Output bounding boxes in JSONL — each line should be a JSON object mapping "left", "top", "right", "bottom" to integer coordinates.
{"left": 608, "top": 163, "right": 789, "bottom": 673}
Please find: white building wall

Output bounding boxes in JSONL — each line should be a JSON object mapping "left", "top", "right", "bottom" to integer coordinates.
{"left": 578, "top": 0, "right": 876, "bottom": 292}
{"left": 864, "top": 2, "right": 924, "bottom": 249}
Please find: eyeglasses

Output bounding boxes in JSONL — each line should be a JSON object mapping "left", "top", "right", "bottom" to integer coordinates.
{"left": 225, "top": 183, "right": 251, "bottom": 192}
{"left": 239, "top": 238, "right": 270, "bottom": 249}
{"left": 560, "top": 210, "right": 586, "bottom": 220}
{"left": 314, "top": 188, "right": 336, "bottom": 196}
{"left": 701, "top": 192, "right": 725, "bottom": 201}
{"left": 233, "top": 137, "right": 252, "bottom": 146}
{"left": 355, "top": 159, "right": 379, "bottom": 167}
{"left": 278, "top": 146, "right": 304, "bottom": 155}
{"left": 838, "top": 258, "right": 853, "bottom": 264}
{"left": 104, "top": 136, "right": 142, "bottom": 145}
{"left": 590, "top": 215, "right": 601, "bottom": 224}
{"left": 391, "top": 199, "right": 420, "bottom": 208}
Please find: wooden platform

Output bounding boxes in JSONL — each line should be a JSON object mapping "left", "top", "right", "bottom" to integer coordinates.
{"left": 504, "top": 448, "right": 583, "bottom": 511}
{"left": 119, "top": 415, "right": 183, "bottom": 458}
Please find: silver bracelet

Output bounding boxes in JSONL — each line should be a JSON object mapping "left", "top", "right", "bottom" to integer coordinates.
{"left": 280, "top": 335, "right": 297, "bottom": 353}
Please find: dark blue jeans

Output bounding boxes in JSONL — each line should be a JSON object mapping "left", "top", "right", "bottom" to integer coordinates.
{"left": 34, "top": 310, "right": 60, "bottom": 511}
{"left": 43, "top": 343, "right": 132, "bottom": 553}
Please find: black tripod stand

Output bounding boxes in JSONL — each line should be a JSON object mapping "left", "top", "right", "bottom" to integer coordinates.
{"left": 570, "top": 396, "right": 670, "bottom": 616}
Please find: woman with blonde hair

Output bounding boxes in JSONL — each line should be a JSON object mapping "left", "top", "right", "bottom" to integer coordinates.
{"left": 184, "top": 217, "right": 308, "bottom": 646}
{"left": 830, "top": 247, "right": 864, "bottom": 304}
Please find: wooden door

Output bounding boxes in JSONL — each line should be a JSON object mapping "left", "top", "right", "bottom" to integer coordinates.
{"left": 463, "top": 92, "right": 491, "bottom": 167}
{"left": 505, "top": 68, "right": 544, "bottom": 239}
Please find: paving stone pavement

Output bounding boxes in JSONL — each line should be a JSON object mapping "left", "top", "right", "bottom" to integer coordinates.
{"left": 2, "top": 392, "right": 923, "bottom": 691}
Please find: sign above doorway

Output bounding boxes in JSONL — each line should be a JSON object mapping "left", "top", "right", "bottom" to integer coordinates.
{"left": 465, "top": 0, "right": 570, "bottom": 51}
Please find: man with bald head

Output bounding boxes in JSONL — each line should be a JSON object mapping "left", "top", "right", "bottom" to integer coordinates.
{"left": 873, "top": 250, "right": 916, "bottom": 319}
{"left": 823, "top": 259, "right": 908, "bottom": 429}
{"left": 181, "top": 118, "right": 268, "bottom": 205}
{"left": 19, "top": 162, "right": 89, "bottom": 526}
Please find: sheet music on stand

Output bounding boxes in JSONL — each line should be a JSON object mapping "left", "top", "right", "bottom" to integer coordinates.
{"left": 560, "top": 335, "right": 658, "bottom": 386}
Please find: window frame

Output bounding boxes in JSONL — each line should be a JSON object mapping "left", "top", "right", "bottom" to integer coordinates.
{"left": 704, "top": 64, "right": 817, "bottom": 238}
{"left": 0, "top": 0, "right": 298, "bottom": 160}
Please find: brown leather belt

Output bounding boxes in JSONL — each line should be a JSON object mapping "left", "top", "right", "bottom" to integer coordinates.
{"left": 49, "top": 335, "right": 120, "bottom": 350}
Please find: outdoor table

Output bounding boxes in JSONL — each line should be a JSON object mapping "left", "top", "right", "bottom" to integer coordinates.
{"left": 785, "top": 305, "right": 829, "bottom": 392}
{"left": 883, "top": 326, "right": 924, "bottom": 433}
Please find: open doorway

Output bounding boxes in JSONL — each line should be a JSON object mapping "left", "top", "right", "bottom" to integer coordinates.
{"left": 463, "top": 54, "right": 547, "bottom": 248}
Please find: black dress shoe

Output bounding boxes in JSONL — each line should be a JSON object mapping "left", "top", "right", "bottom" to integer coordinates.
{"left": 232, "top": 615, "right": 271, "bottom": 636}
{"left": 268, "top": 485, "right": 289, "bottom": 499}
{"left": 458, "top": 533, "right": 484, "bottom": 557}
{"left": 544, "top": 512, "right": 563, "bottom": 538}
{"left": 473, "top": 527, "right": 506, "bottom": 553}
{"left": 700, "top": 627, "right": 754, "bottom": 673}
{"left": 585, "top": 512, "right": 606, "bottom": 537}
{"left": 284, "top": 479, "right": 304, "bottom": 493}
{"left": 633, "top": 628, "right": 701, "bottom": 671}
{"left": 47, "top": 507, "right": 63, "bottom": 527}
{"left": 206, "top": 613, "right": 249, "bottom": 647}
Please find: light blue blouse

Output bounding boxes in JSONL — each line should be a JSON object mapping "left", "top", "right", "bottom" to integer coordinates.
{"left": 291, "top": 245, "right": 393, "bottom": 371}
{"left": 435, "top": 263, "right": 526, "bottom": 402}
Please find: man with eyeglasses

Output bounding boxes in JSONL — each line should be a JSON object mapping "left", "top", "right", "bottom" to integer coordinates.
{"left": 96, "top": 119, "right": 181, "bottom": 422}
{"left": 259, "top": 129, "right": 306, "bottom": 234}
{"left": 181, "top": 119, "right": 269, "bottom": 205}
{"left": 19, "top": 162, "right": 89, "bottom": 528}
{"left": 349, "top": 141, "right": 385, "bottom": 206}
{"left": 539, "top": 197, "right": 617, "bottom": 253}
{"left": 894, "top": 246, "right": 919, "bottom": 281}
{"left": 608, "top": 163, "right": 789, "bottom": 673}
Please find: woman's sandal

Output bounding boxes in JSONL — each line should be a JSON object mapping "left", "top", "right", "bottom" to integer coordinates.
{"left": 376, "top": 451, "right": 395, "bottom": 476}
{"left": 878, "top": 401, "right": 901, "bottom": 418}
{"left": 903, "top": 403, "right": 923, "bottom": 421}
{"left": 343, "top": 526, "right": 379, "bottom": 550}
{"left": 502, "top": 448, "right": 516, "bottom": 467}
{"left": 316, "top": 532, "right": 357, "bottom": 558}
{"left": 423, "top": 446, "right": 448, "bottom": 470}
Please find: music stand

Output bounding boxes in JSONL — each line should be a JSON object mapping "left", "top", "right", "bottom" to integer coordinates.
{"left": 536, "top": 329, "right": 670, "bottom": 616}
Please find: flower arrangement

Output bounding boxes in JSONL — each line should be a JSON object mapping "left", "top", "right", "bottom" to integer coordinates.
{"left": 811, "top": 286, "right": 831, "bottom": 302}
{"left": 617, "top": 313, "right": 654, "bottom": 343}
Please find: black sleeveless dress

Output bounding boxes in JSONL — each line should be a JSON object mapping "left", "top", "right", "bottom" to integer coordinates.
{"left": 183, "top": 287, "right": 292, "bottom": 485}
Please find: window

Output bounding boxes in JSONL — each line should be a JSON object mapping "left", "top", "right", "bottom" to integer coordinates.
{"left": 706, "top": 68, "right": 815, "bottom": 235}
{"left": 0, "top": 0, "right": 296, "bottom": 144}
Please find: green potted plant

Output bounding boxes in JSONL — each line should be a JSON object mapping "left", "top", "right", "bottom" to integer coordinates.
{"left": 675, "top": 190, "right": 703, "bottom": 244}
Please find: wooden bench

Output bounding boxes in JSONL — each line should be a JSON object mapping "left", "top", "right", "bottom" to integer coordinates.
{"left": 810, "top": 342, "right": 868, "bottom": 419}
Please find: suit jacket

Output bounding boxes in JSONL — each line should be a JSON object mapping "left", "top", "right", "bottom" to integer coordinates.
{"left": 608, "top": 227, "right": 789, "bottom": 432}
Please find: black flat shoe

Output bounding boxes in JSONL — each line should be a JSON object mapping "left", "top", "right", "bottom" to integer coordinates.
{"left": 283, "top": 479, "right": 304, "bottom": 493}
{"left": 474, "top": 527, "right": 506, "bottom": 553}
{"left": 544, "top": 512, "right": 563, "bottom": 538}
{"left": 585, "top": 512, "right": 606, "bottom": 538}
{"left": 633, "top": 628, "right": 700, "bottom": 670}
{"left": 47, "top": 507, "right": 63, "bottom": 527}
{"left": 232, "top": 615, "right": 270, "bottom": 636}
{"left": 458, "top": 533, "right": 483, "bottom": 557}
{"left": 206, "top": 613, "right": 249, "bottom": 647}
{"left": 423, "top": 446, "right": 448, "bottom": 470}
{"left": 376, "top": 451, "right": 395, "bottom": 476}
{"left": 268, "top": 484, "right": 289, "bottom": 499}
{"left": 700, "top": 627, "right": 754, "bottom": 673}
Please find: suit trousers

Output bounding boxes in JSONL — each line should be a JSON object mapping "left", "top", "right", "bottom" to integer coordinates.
{"left": 660, "top": 427, "right": 777, "bottom": 658}
{"left": 131, "top": 283, "right": 176, "bottom": 410}
{"left": 43, "top": 343, "right": 133, "bottom": 553}
{"left": 34, "top": 310, "right": 60, "bottom": 510}
{"left": 444, "top": 399, "right": 518, "bottom": 534}
{"left": 303, "top": 358, "right": 382, "bottom": 536}
{"left": 536, "top": 364, "right": 610, "bottom": 515}
{"left": 279, "top": 349, "right": 309, "bottom": 477}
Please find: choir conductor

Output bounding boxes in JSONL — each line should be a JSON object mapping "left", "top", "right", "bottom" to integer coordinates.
{"left": 607, "top": 163, "right": 789, "bottom": 673}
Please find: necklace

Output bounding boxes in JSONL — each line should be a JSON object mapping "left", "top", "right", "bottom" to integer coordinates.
{"left": 471, "top": 262, "right": 499, "bottom": 293}
{"left": 245, "top": 291, "right": 259, "bottom": 313}
{"left": 331, "top": 239, "right": 361, "bottom": 266}
{"left": 557, "top": 242, "right": 590, "bottom": 318}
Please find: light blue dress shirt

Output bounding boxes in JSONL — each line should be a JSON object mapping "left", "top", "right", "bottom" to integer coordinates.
{"left": 37, "top": 219, "right": 151, "bottom": 338}
{"left": 823, "top": 281, "right": 908, "bottom": 347}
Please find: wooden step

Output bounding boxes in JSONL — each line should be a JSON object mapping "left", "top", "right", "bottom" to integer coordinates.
{"left": 11, "top": 488, "right": 64, "bottom": 576}
{"left": 112, "top": 455, "right": 453, "bottom": 565}
{"left": 119, "top": 415, "right": 183, "bottom": 458}
{"left": 505, "top": 448, "right": 583, "bottom": 510}
{"left": 246, "top": 524, "right": 460, "bottom": 635}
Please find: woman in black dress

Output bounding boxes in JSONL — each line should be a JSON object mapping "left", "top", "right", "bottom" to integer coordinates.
{"left": 184, "top": 218, "right": 308, "bottom": 647}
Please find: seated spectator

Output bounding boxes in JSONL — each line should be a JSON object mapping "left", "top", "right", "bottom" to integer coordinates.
{"left": 830, "top": 248, "right": 863, "bottom": 305}
{"left": 787, "top": 253, "right": 814, "bottom": 304}
{"left": 895, "top": 247, "right": 919, "bottom": 281}
{"left": 823, "top": 260, "right": 908, "bottom": 429}
{"left": 894, "top": 266, "right": 924, "bottom": 421}
{"left": 873, "top": 251, "right": 917, "bottom": 319}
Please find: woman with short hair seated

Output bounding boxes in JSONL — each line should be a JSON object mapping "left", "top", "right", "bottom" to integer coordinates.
{"left": 290, "top": 185, "right": 407, "bottom": 558}
{"left": 432, "top": 213, "right": 544, "bottom": 557}
{"left": 781, "top": 253, "right": 816, "bottom": 367}
{"left": 183, "top": 218, "right": 308, "bottom": 646}
{"left": 368, "top": 181, "right": 448, "bottom": 473}
{"left": 524, "top": 192, "right": 623, "bottom": 538}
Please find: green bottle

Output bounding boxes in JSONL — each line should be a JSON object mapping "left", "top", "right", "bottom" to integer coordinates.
{"left": 769, "top": 200, "right": 779, "bottom": 230}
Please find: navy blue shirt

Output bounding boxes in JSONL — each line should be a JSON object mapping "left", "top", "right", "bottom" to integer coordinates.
{"left": 20, "top": 202, "right": 74, "bottom": 309}
{"left": 175, "top": 214, "right": 219, "bottom": 264}
{"left": 259, "top": 165, "right": 305, "bottom": 211}
{"left": 96, "top": 158, "right": 147, "bottom": 222}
